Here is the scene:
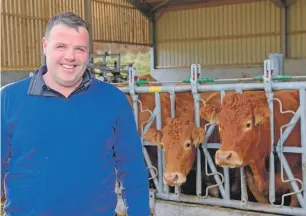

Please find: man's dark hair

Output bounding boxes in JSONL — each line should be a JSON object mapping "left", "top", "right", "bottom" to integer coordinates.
{"left": 45, "top": 12, "right": 89, "bottom": 38}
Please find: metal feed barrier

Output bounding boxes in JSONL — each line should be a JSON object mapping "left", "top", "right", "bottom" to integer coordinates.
{"left": 116, "top": 60, "right": 306, "bottom": 216}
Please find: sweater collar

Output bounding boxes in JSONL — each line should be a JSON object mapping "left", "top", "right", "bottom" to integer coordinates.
{"left": 28, "top": 65, "right": 92, "bottom": 97}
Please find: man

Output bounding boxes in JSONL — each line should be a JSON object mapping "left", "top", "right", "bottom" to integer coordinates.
{"left": 1, "top": 12, "right": 150, "bottom": 216}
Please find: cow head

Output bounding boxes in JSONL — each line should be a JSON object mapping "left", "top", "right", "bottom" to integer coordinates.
{"left": 213, "top": 92, "right": 271, "bottom": 168}
{"left": 143, "top": 117, "right": 205, "bottom": 186}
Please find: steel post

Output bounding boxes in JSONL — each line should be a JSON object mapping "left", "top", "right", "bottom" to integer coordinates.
{"left": 299, "top": 88, "right": 306, "bottom": 208}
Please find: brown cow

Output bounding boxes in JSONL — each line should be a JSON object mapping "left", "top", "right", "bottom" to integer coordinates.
{"left": 116, "top": 75, "right": 225, "bottom": 192}
{"left": 200, "top": 90, "right": 302, "bottom": 206}
{"left": 122, "top": 78, "right": 246, "bottom": 199}
{"left": 126, "top": 89, "right": 208, "bottom": 186}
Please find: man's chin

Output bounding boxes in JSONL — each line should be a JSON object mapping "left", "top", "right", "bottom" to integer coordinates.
{"left": 56, "top": 76, "right": 82, "bottom": 88}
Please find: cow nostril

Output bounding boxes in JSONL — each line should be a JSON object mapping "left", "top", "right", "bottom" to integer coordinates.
{"left": 173, "top": 174, "right": 179, "bottom": 182}
{"left": 226, "top": 152, "right": 232, "bottom": 160}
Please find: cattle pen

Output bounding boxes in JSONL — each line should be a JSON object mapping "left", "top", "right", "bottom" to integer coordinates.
{"left": 114, "top": 59, "right": 306, "bottom": 216}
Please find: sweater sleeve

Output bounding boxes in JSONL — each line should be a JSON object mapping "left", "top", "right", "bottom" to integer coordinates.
{"left": 1, "top": 87, "right": 9, "bottom": 201}
{"left": 114, "top": 91, "right": 150, "bottom": 216}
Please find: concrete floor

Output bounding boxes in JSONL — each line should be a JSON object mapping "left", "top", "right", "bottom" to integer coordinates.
{"left": 154, "top": 200, "right": 280, "bottom": 216}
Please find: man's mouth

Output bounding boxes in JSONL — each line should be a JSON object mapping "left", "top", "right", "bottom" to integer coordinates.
{"left": 61, "top": 64, "right": 77, "bottom": 69}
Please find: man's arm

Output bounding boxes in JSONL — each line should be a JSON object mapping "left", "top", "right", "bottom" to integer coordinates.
{"left": 114, "top": 91, "right": 150, "bottom": 216}
{"left": 1, "top": 88, "right": 9, "bottom": 202}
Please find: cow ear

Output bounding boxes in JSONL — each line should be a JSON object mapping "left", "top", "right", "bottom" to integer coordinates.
{"left": 191, "top": 127, "right": 206, "bottom": 147}
{"left": 143, "top": 128, "right": 163, "bottom": 147}
{"left": 251, "top": 94, "right": 271, "bottom": 125}
{"left": 200, "top": 92, "right": 221, "bottom": 123}
{"left": 253, "top": 105, "right": 270, "bottom": 125}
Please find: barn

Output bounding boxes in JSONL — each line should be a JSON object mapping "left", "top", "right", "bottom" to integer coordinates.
{"left": 1, "top": 0, "right": 306, "bottom": 215}
{"left": 125, "top": 1, "right": 306, "bottom": 216}
{"left": 131, "top": 0, "right": 306, "bottom": 82}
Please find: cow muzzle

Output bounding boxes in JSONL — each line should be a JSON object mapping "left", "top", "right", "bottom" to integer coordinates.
{"left": 215, "top": 150, "right": 243, "bottom": 168}
{"left": 163, "top": 172, "right": 186, "bottom": 186}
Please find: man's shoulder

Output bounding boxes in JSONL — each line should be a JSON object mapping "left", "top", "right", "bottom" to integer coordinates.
{"left": 91, "top": 78, "right": 126, "bottom": 97}
{"left": 1, "top": 77, "right": 31, "bottom": 97}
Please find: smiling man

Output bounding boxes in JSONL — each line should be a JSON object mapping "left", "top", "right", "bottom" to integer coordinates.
{"left": 1, "top": 12, "right": 150, "bottom": 216}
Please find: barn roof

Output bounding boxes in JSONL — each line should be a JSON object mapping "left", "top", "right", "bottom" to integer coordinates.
{"left": 129, "top": 0, "right": 287, "bottom": 20}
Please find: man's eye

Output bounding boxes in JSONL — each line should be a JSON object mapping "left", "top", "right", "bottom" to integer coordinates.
{"left": 76, "top": 48, "right": 85, "bottom": 52}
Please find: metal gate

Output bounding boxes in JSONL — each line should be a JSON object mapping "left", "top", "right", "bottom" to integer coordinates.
{"left": 116, "top": 59, "right": 306, "bottom": 216}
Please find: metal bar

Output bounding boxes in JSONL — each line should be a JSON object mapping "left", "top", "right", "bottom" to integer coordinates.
{"left": 299, "top": 88, "right": 306, "bottom": 208}
{"left": 275, "top": 107, "right": 301, "bottom": 150}
{"left": 143, "top": 144, "right": 161, "bottom": 193}
{"left": 117, "top": 82, "right": 306, "bottom": 93}
{"left": 201, "top": 124, "right": 226, "bottom": 199}
{"left": 194, "top": 95, "right": 202, "bottom": 197}
{"left": 155, "top": 193, "right": 306, "bottom": 216}
{"left": 281, "top": 146, "right": 305, "bottom": 153}
{"left": 198, "top": 82, "right": 306, "bottom": 92}
{"left": 190, "top": 65, "right": 203, "bottom": 198}
{"left": 220, "top": 90, "right": 230, "bottom": 200}
{"left": 273, "top": 104, "right": 303, "bottom": 207}
{"left": 169, "top": 91, "right": 180, "bottom": 195}
{"left": 155, "top": 92, "right": 168, "bottom": 193}
{"left": 143, "top": 141, "right": 160, "bottom": 147}
{"left": 233, "top": 89, "right": 248, "bottom": 203}
{"left": 277, "top": 152, "right": 305, "bottom": 208}
{"left": 267, "top": 93, "right": 276, "bottom": 203}
{"left": 143, "top": 108, "right": 157, "bottom": 134}
{"left": 206, "top": 143, "right": 221, "bottom": 149}
{"left": 204, "top": 144, "right": 304, "bottom": 153}
{"left": 240, "top": 168, "right": 248, "bottom": 203}
{"left": 170, "top": 91, "right": 176, "bottom": 119}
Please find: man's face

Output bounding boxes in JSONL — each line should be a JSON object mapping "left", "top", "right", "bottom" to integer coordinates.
{"left": 42, "top": 24, "right": 89, "bottom": 87}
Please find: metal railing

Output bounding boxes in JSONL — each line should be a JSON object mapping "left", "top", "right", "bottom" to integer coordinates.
{"left": 116, "top": 60, "right": 306, "bottom": 216}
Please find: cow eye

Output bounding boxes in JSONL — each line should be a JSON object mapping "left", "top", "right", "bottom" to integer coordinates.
{"left": 185, "top": 142, "right": 191, "bottom": 148}
{"left": 246, "top": 122, "right": 251, "bottom": 128}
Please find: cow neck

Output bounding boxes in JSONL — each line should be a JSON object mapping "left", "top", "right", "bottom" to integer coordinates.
{"left": 249, "top": 156, "right": 269, "bottom": 191}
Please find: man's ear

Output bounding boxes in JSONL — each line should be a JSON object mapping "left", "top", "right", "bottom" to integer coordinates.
{"left": 191, "top": 127, "right": 206, "bottom": 147}
{"left": 200, "top": 92, "right": 221, "bottom": 123}
{"left": 42, "top": 37, "right": 47, "bottom": 55}
{"left": 143, "top": 128, "right": 163, "bottom": 148}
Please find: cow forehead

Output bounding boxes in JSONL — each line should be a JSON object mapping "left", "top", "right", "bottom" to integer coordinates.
{"left": 219, "top": 94, "right": 254, "bottom": 123}
{"left": 162, "top": 126, "right": 192, "bottom": 147}
{"left": 163, "top": 125, "right": 190, "bottom": 139}
{"left": 219, "top": 106, "right": 252, "bottom": 125}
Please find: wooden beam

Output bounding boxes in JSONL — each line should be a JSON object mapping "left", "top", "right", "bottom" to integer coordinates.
{"left": 287, "top": 0, "right": 297, "bottom": 7}
{"left": 280, "top": 5, "right": 288, "bottom": 57}
{"left": 129, "top": 0, "right": 153, "bottom": 19}
{"left": 140, "top": 0, "right": 163, "bottom": 3}
{"left": 270, "top": 0, "right": 285, "bottom": 8}
{"left": 84, "top": 0, "right": 93, "bottom": 54}
{"left": 158, "top": 0, "right": 265, "bottom": 13}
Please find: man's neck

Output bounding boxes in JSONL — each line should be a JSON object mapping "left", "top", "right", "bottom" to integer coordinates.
{"left": 43, "top": 72, "right": 83, "bottom": 98}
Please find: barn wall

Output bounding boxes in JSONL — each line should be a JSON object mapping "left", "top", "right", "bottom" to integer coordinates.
{"left": 287, "top": 0, "right": 306, "bottom": 58}
{"left": 1, "top": 0, "right": 151, "bottom": 73}
{"left": 155, "top": 0, "right": 281, "bottom": 69}
{"left": 91, "top": 0, "right": 150, "bottom": 45}
{"left": 152, "top": 0, "right": 306, "bottom": 80}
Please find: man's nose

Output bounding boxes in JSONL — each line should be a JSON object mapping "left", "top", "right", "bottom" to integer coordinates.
{"left": 64, "top": 49, "right": 76, "bottom": 61}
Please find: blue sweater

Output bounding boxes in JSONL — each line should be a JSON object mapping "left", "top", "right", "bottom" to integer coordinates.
{"left": 1, "top": 77, "right": 150, "bottom": 216}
